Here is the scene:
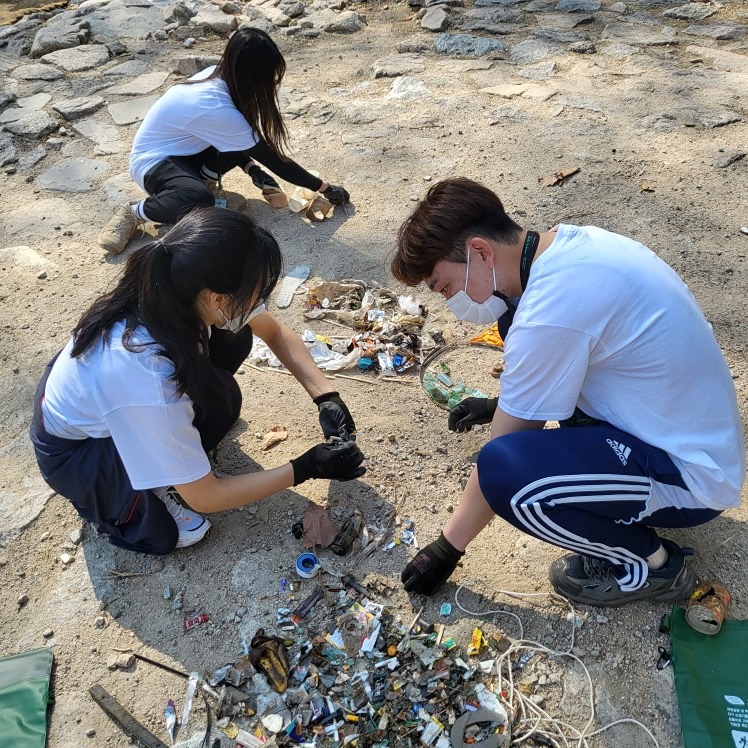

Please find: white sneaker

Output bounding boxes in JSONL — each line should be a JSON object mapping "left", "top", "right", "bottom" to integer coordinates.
{"left": 155, "top": 486, "right": 211, "bottom": 549}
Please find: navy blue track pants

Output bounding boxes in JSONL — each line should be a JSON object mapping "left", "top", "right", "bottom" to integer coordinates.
{"left": 476, "top": 424, "right": 720, "bottom": 591}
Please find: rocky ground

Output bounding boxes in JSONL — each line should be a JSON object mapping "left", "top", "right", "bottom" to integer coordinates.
{"left": 1, "top": 0, "right": 747, "bottom": 745}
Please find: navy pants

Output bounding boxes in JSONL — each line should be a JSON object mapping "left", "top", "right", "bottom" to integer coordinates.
{"left": 141, "top": 147, "right": 253, "bottom": 224}
{"left": 30, "top": 327, "right": 253, "bottom": 555}
{"left": 476, "top": 423, "right": 720, "bottom": 591}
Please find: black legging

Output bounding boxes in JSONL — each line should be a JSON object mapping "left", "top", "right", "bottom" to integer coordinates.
{"left": 141, "top": 141, "right": 324, "bottom": 224}
{"left": 29, "top": 326, "right": 254, "bottom": 555}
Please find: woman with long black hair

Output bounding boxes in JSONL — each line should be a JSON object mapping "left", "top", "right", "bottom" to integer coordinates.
{"left": 33, "top": 208, "right": 364, "bottom": 554}
{"left": 98, "top": 27, "right": 350, "bottom": 254}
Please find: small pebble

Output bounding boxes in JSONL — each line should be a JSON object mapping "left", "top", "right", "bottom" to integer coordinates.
{"left": 39, "top": 531, "right": 50, "bottom": 541}
{"left": 94, "top": 616, "right": 105, "bottom": 629}
{"left": 42, "top": 628, "right": 54, "bottom": 638}
{"left": 70, "top": 528, "right": 84, "bottom": 545}
{"left": 740, "top": 226, "right": 748, "bottom": 235}
{"left": 86, "top": 728, "right": 95, "bottom": 738}
{"left": 60, "top": 553, "right": 73, "bottom": 565}
{"left": 37, "top": 271, "right": 47, "bottom": 280}
{"left": 163, "top": 586, "right": 173, "bottom": 600}
{"left": 17, "top": 593, "right": 29, "bottom": 607}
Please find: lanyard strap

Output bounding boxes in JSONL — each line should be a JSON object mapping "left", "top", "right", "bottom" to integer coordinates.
{"left": 520, "top": 231, "right": 540, "bottom": 291}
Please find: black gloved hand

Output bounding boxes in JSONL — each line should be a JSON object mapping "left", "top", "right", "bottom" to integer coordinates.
{"left": 314, "top": 391, "right": 356, "bottom": 441}
{"left": 448, "top": 396, "right": 498, "bottom": 433}
{"left": 401, "top": 532, "right": 465, "bottom": 595}
{"left": 322, "top": 184, "right": 350, "bottom": 206}
{"left": 291, "top": 440, "right": 366, "bottom": 485}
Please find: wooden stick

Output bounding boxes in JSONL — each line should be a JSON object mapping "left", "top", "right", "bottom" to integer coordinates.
{"left": 246, "top": 363, "right": 292, "bottom": 376}
{"left": 334, "top": 373, "right": 377, "bottom": 384}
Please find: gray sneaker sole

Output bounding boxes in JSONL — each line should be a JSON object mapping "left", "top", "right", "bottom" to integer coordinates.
{"left": 550, "top": 562, "right": 696, "bottom": 608}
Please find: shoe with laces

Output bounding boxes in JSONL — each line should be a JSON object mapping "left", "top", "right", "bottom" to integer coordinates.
{"left": 155, "top": 486, "right": 211, "bottom": 549}
{"left": 549, "top": 538, "right": 696, "bottom": 608}
{"left": 98, "top": 202, "right": 141, "bottom": 254}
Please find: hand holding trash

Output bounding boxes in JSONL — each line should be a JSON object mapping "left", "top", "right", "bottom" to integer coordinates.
{"left": 291, "top": 439, "right": 366, "bottom": 485}
{"left": 314, "top": 391, "right": 357, "bottom": 441}
{"left": 448, "top": 397, "right": 498, "bottom": 432}
{"left": 322, "top": 184, "right": 350, "bottom": 206}
{"left": 401, "top": 532, "right": 464, "bottom": 595}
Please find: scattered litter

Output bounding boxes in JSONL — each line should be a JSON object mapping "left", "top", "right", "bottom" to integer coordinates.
{"left": 302, "top": 503, "right": 339, "bottom": 549}
{"left": 295, "top": 552, "right": 322, "bottom": 579}
{"left": 183, "top": 610, "right": 209, "bottom": 633}
{"left": 685, "top": 580, "right": 731, "bottom": 635}
{"left": 440, "top": 602, "right": 452, "bottom": 617}
{"left": 180, "top": 672, "right": 198, "bottom": 730}
{"left": 469, "top": 322, "right": 504, "bottom": 349}
{"left": 164, "top": 699, "right": 177, "bottom": 743}
{"left": 262, "top": 187, "right": 289, "bottom": 210}
{"left": 248, "top": 628, "right": 291, "bottom": 693}
{"left": 276, "top": 264, "right": 311, "bottom": 309}
{"left": 260, "top": 425, "right": 288, "bottom": 451}
{"left": 538, "top": 166, "right": 580, "bottom": 187}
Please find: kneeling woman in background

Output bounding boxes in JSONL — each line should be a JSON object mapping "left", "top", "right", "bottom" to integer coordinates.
{"left": 31, "top": 207, "right": 364, "bottom": 554}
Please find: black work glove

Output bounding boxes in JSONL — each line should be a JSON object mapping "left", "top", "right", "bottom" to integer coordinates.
{"left": 401, "top": 532, "right": 464, "bottom": 595}
{"left": 291, "top": 440, "right": 366, "bottom": 485}
{"left": 322, "top": 184, "right": 350, "bottom": 206}
{"left": 314, "top": 391, "right": 356, "bottom": 441}
{"left": 448, "top": 396, "right": 498, "bottom": 433}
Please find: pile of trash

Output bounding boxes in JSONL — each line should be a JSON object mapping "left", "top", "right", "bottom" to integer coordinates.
{"left": 201, "top": 574, "right": 516, "bottom": 748}
{"left": 252, "top": 279, "right": 435, "bottom": 377}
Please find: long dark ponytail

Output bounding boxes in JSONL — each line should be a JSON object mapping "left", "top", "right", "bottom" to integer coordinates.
{"left": 209, "top": 28, "right": 289, "bottom": 157}
{"left": 72, "top": 208, "right": 283, "bottom": 411}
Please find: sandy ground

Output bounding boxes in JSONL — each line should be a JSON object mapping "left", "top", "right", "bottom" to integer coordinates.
{"left": 1, "top": 1, "right": 747, "bottom": 746}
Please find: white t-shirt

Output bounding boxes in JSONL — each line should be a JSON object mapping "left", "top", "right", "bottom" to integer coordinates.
{"left": 41, "top": 321, "right": 212, "bottom": 491}
{"left": 129, "top": 67, "right": 259, "bottom": 189}
{"left": 499, "top": 224, "right": 745, "bottom": 510}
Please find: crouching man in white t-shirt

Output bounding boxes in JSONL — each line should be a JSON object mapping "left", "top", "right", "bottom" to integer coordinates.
{"left": 31, "top": 208, "right": 365, "bottom": 555}
{"left": 393, "top": 177, "right": 745, "bottom": 607}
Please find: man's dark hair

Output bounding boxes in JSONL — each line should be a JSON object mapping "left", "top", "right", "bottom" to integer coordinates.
{"left": 392, "top": 177, "right": 521, "bottom": 286}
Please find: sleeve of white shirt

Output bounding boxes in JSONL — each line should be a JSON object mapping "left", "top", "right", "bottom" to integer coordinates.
{"left": 104, "top": 400, "right": 212, "bottom": 491}
{"left": 186, "top": 107, "right": 259, "bottom": 154}
{"left": 498, "top": 324, "right": 596, "bottom": 422}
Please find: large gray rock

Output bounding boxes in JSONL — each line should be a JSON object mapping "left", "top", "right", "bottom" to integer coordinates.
{"left": 0, "top": 93, "right": 51, "bottom": 124}
{"left": 434, "top": 32, "right": 506, "bottom": 56}
{"left": 243, "top": 4, "right": 292, "bottom": 27}
{"left": 163, "top": 1, "right": 195, "bottom": 24}
{"left": 30, "top": 17, "right": 90, "bottom": 58}
{"left": 536, "top": 11, "right": 594, "bottom": 27}
{"left": 0, "top": 133, "right": 17, "bottom": 166}
{"left": 52, "top": 96, "right": 106, "bottom": 121}
{"left": 462, "top": 7, "right": 523, "bottom": 22}
{"left": 174, "top": 55, "right": 221, "bottom": 76}
{"left": 600, "top": 22, "right": 677, "bottom": 45}
{"left": 41, "top": 44, "right": 111, "bottom": 72}
{"left": 105, "top": 71, "right": 170, "bottom": 96}
{"left": 19, "top": 146, "right": 47, "bottom": 169}
{"left": 192, "top": 6, "right": 239, "bottom": 33}
{"left": 686, "top": 45, "right": 748, "bottom": 73}
{"left": 386, "top": 76, "right": 431, "bottom": 100}
{"left": 555, "top": 0, "right": 600, "bottom": 10}
{"left": 301, "top": 9, "right": 366, "bottom": 33}
{"left": 677, "top": 106, "right": 741, "bottom": 129}
{"left": 108, "top": 95, "right": 159, "bottom": 126}
{"left": 2, "top": 199, "right": 79, "bottom": 241}
{"left": 10, "top": 63, "right": 65, "bottom": 81}
{"left": 372, "top": 54, "right": 427, "bottom": 78}
{"left": 397, "top": 33, "right": 434, "bottom": 53}
{"left": 683, "top": 23, "right": 746, "bottom": 40}
{"left": 38, "top": 157, "right": 111, "bottom": 192}
{"left": 3, "top": 110, "right": 58, "bottom": 138}
{"left": 85, "top": 0, "right": 167, "bottom": 39}
{"left": 103, "top": 60, "right": 152, "bottom": 77}
{"left": 279, "top": 0, "right": 305, "bottom": 18}
{"left": 421, "top": 7, "right": 450, "bottom": 31}
{"left": 518, "top": 60, "right": 557, "bottom": 78}
{"left": 511, "top": 38, "right": 562, "bottom": 63}
{"left": 535, "top": 28, "right": 589, "bottom": 42}
{"left": 73, "top": 119, "right": 127, "bottom": 155}
{"left": 663, "top": 3, "right": 715, "bottom": 21}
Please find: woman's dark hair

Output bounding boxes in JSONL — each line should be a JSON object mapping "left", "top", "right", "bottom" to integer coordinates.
{"left": 72, "top": 208, "right": 283, "bottom": 411}
{"left": 209, "top": 28, "right": 289, "bottom": 156}
{"left": 392, "top": 177, "right": 522, "bottom": 286}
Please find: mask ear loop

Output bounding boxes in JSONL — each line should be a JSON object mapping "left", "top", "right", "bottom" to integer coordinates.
{"left": 464, "top": 247, "right": 471, "bottom": 292}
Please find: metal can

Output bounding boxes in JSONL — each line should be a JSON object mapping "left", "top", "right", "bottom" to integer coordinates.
{"left": 685, "top": 581, "right": 731, "bottom": 635}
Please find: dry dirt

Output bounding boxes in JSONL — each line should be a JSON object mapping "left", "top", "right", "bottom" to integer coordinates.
{"left": 1, "top": 2, "right": 747, "bottom": 747}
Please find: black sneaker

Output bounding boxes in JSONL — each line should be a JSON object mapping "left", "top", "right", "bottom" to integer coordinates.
{"left": 247, "top": 164, "right": 281, "bottom": 192}
{"left": 549, "top": 538, "right": 696, "bottom": 608}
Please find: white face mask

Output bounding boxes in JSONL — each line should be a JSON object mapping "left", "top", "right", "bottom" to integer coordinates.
{"left": 445, "top": 249, "right": 508, "bottom": 324}
{"left": 217, "top": 306, "right": 246, "bottom": 333}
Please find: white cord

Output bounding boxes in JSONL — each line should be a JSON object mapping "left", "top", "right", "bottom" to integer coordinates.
{"left": 454, "top": 579, "right": 660, "bottom": 748}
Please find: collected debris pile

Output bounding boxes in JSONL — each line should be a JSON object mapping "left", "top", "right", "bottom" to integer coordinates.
{"left": 252, "top": 279, "right": 435, "bottom": 378}
{"left": 203, "top": 576, "right": 522, "bottom": 748}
